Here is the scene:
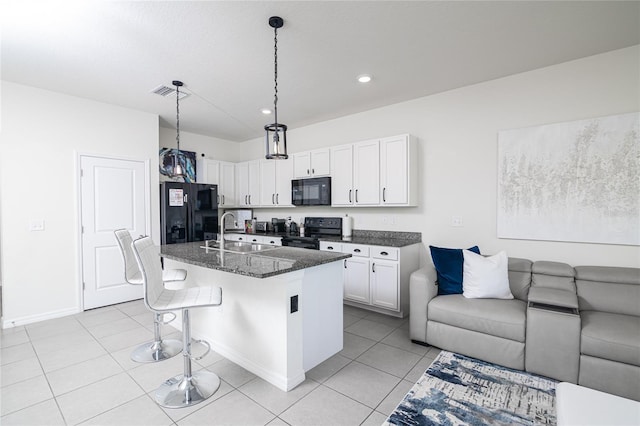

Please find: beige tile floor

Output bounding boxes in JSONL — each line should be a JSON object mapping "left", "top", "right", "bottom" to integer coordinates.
{"left": 1, "top": 302, "right": 441, "bottom": 426}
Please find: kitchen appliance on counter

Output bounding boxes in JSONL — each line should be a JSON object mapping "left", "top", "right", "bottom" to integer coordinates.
{"left": 281, "top": 217, "right": 342, "bottom": 249}
{"left": 291, "top": 177, "right": 331, "bottom": 206}
{"left": 222, "top": 209, "right": 252, "bottom": 231}
{"left": 160, "top": 182, "right": 218, "bottom": 245}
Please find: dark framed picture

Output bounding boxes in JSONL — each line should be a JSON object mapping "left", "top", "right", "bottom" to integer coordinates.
{"left": 159, "top": 148, "right": 196, "bottom": 183}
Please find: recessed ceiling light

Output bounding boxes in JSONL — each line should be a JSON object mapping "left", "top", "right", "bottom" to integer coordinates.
{"left": 357, "top": 74, "right": 372, "bottom": 83}
{"left": 261, "top": 108, "right": 272, "bottom": 115}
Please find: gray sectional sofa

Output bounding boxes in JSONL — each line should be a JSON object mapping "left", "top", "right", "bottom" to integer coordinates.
{"left": 409, "top": 257, "right": 640, "bottom": 401}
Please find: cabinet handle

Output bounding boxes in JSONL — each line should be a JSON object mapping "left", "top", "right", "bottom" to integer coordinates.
{"left": 222, "top": 195, "right": 225, "bottom": 205}
{"left": 348, "top": 189, "right": 352, "bottom": 203}
{"left": 372, "top": 263, "right": 376, "bottom": 273}
{"left": 344, "top": 259, "right": 347, "bottom": 268}
{"left": 272, "top": 194, "right": 275, "bottom": 204}
{"left": 276, "top": 193, "right": 279, "bottom": 204}
{"left": 239, "top": 237, "right": 243, "bottom": 241}
{"left": 354, "top": 248, "right": 361, "bottom": 253}
{"left": 307, "top": 169, "right": 310, "bottom": 175}
{"left": 327, "top": 246, "right": 334, "bottom": 250}
{"left": 312, "top": 168, "right": 315, "bottom": 174}
{"left": 355, "top": 189, "right": 359, "bottom": 203}
{"left": 245, "top": 195, "right": 248, "bottom": 205}
{"left": 252, "top": 239, "right": 257, "bottom": 242}
{"left": 270, "top": 241, "right": 275, "bottom": 244}
{"left": 380, "top": 251, "right": 388, "bottom": 256}
{"left": 383, "top": 187, "right": 386, "bottom": 202}
{"left": 248, "top": 195, "right": 251, "bottom": 205}
{"left": 184, "top": 194, "right": 188, "bottom": 203}
{"left": 217, "top": 194, "right": 220, "bottom": 204}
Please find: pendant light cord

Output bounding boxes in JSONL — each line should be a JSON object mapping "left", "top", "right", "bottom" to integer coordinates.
{"left": 176, "top": 84, "right": 181, "bottom": 151}
{"left": 273, "top": 25, "right": 279, "bottom": 127}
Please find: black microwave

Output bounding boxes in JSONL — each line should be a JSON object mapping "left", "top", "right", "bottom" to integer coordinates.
{"left": 291, "top": 177, "right": 331, "bottom": 206}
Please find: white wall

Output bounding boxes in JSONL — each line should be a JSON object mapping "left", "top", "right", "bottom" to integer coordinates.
{"left": 238, "top": 46, "right": 640, "bottom": 268}
{"left": 0, "top": 82, "right": 160, "bottom": 326}
{"left": 159, "top": 127, "right": 239, "bottom": 163}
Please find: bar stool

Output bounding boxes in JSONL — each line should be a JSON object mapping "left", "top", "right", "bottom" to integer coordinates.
{"left": 132, "top": 236, "right": 222, "bottom": 408}
{"left": 114, "top": 229, "right": 184, "bottom": 363}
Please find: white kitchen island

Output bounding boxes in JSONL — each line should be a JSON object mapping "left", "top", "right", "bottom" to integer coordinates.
{"left": 160, "top": 242, "right": 350, "bottom": 391}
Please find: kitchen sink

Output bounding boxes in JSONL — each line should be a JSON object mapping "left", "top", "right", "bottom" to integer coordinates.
{"left": 200, "top": 240, "right": 278, "bottom": 254}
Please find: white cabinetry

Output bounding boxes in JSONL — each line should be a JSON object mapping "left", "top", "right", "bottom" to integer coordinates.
{"left": 236, "top": 161, "right": 260, "bottom": 207}
{"left": 225, "top": 233, "right": 282, "bottom": 246}
{"left": 330, "top": 141, "right": 380, "bottom": 206}
{"left": 197, "top": 159, "right": 236, "bottom": 207}
{"left": 380, "top": 134, "right": 418, "bottom": 206}
{"left": 330, "top": 134, "right": 417, "bottom": 207}
{"left": 321, "top": 241, "right": 420, "bottom": 317}
{"left": 293, "top": 149, "right": 330, "bottom": 178}
{"left": 259, "top": 159, "right": 293, "bottom": 207}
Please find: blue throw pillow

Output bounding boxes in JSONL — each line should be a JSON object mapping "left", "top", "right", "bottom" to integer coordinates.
{"left": 429, "top": 245, "right": 481, "bottom": 295}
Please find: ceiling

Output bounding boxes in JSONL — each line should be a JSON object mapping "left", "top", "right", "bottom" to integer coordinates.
{"left": 2, "top": 1, "right": 639, "bottom": 142}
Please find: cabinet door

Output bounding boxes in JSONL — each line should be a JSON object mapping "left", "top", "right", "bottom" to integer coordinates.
{"left": 275, "top": 159, "right": 293, "bottom": 206}
{"left": 330, "top": 144, "right": 354, "bottom": 206}
{"left": 259, "top": 160, "right": 277, "bottom": 206}
{"left": 371, "top": 260, "right": 399, "bottom": 310}
{"left": 344, "top": 257, "right": 370, "bottom": 304}
{"left": 236, "top": 162, "right": 250, "bottom": 206}
{"left": 310, "top": 149, "right": 330, "bottom": 176}
{"left": 380, "top": 135, "right": 408, "bottom": 205}
{"left": 293, "top": 152, "right": 311, "bottom": 178}
{"left": 220, "top": 162, "right": 236, "bottom": 206}
{"left": 353, "top": 140, "right": 380, "bottom": 205}
{"left": 247, "top": 161, "right": 261, "bottom": 206}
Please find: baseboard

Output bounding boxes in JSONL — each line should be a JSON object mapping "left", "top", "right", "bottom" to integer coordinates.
{"left": 2, "top": 306, "right": 81, "bottom": 329}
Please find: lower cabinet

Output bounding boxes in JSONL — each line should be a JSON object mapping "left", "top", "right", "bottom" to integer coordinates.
{"left": 320, "top": 241, "right": 420, "bottom": 317}
{"left": 225, "top": 234, "right": 282, "bottom": 246}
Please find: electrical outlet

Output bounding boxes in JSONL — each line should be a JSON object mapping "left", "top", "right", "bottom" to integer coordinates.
{"left": 29, "top": 220, "right": 45, "bottom": 231}
{"left": 290, "top": 295, "right": 298, "bottom": 313}
{"left": 451, "top": 216, "right": 464, "bottom": 227}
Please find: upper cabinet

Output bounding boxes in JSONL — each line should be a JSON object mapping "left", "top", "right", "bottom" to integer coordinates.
{"left": 292, "top": 149, "right": 330, "bottom": 178}
{"left": 197, "top": 159, "right": 236, "bottom": 207}
{"left": 330, "top": 134, "right": 417, "bottom": 207}
{"left": 236, "top": 160, "right": 260, "bottom": 207}
{"left": 380, "top": 135, "right": 418, "bottom": 206}
{"left": 259, "top": 159, "right": 293, "bottom": 207}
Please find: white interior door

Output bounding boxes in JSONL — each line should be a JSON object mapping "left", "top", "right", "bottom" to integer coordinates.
{"left": 80, "top": 155, "right": 148, "bottom": 310}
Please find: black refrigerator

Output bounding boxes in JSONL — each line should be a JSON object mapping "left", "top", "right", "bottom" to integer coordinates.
{"left": 160, "top": 182, "right": 218, "bottom": 245}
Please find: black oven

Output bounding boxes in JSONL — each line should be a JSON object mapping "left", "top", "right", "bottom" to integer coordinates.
{"left": 281, "top": 217, "right": 342, "bottom": 250}
{"left": 291, "top": 177, "right": 331, "bottom": 206}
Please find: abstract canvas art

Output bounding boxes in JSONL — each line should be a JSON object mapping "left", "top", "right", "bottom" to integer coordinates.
{"left": 498, "top": 112, "right": 639, "bottom": 246}
{"left": 159, "top": 148, "right": 197, "bottom": 183}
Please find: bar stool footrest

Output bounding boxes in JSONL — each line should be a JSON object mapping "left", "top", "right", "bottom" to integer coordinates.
{"left": 155, "top": 371, "right": 221, "bottom": 408}
{"left": 130, "top": 338, "right": 182, "bottom": 363}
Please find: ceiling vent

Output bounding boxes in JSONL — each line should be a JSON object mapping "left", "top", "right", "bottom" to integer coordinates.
{"left": 151, "top": 84, "right": 190, "bottom": 99}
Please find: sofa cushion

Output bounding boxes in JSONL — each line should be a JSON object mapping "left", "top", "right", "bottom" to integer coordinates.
{"left": 576, "top": 266, "right": 640, "bottom": 317}
{"left": 428, "top": 294, "right": 526, "bottom": 342}
{"left": 430, "top": 245, "right": 480, "bottom": 295}
{"left": 462, "top": 250, "right": 513, "bottom": 299}
{"left": 581, "top": 311, "right": 640, "bottom": 367}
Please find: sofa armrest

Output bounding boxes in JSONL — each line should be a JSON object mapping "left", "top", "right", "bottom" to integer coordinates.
{"left": 528, "top": 287, "right": 579, "bottom": 310}
{"left": 409, "top": 265, "right": 438, "bottom": 343}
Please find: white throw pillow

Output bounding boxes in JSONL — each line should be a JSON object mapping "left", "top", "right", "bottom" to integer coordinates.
{"left": 462, "top": 250, "right": 513, "bottom": 299}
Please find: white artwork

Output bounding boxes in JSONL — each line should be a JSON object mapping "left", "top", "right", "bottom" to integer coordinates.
{"left": 498, "top": 112, "right": 639, "bottom": 246}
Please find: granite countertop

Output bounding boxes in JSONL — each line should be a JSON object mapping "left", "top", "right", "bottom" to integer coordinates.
{"left": 226, "top": 229, "right": 422, "bottom": 248}
{"left": 160, "top": 242, "right": 351, "bottom": 279}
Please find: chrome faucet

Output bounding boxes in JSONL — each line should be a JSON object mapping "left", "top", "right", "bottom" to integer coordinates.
{"left": 218, "top": 211, "right": 236, "bottom": 245}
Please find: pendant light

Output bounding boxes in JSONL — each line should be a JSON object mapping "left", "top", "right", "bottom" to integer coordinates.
{"left": 264, "top": 16, "right": 288, "bottom": 160}
{"left": 171, "top": 80, "right": 186, "bottom": 178}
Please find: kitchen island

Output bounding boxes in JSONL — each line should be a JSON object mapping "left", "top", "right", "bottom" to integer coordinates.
{"left": 160, "top": 242, "right": 350, "bottom": 391}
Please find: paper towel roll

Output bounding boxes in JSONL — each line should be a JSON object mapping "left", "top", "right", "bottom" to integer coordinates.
{"left": 342, "top": 214, "right": 352, "bottom": 237}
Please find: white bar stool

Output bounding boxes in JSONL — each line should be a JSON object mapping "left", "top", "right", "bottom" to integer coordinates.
{"left": 114, "top": 229, "right": 184, "bottom": 363}
{"left": 132, "top": 236, "right": 222, "bottom": 408}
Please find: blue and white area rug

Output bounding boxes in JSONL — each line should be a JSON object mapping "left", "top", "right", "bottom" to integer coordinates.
{"left": 385, "top": 351, "right": 557, "bottom": 425}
